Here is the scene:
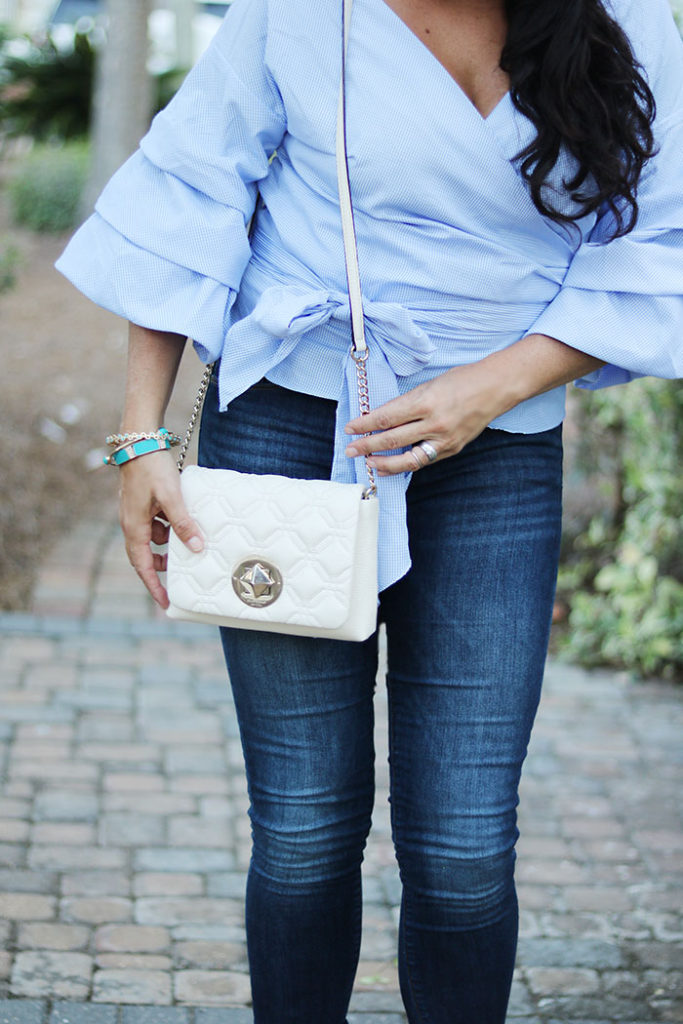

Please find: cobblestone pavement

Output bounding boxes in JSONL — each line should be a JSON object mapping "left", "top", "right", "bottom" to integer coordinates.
{"left": 0, "top": 517, "right": 681, "bottom": 1023}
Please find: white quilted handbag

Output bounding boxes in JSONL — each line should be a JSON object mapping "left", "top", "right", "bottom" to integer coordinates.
{"left": 166, "top": 469, "right": 378, "bottom": 639}
{"left": 166, "top": 0, "right": 379, "bottom": 641}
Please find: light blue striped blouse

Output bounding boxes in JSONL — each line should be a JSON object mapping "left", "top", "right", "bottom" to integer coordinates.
{"left": 56, "top": 0, "right": 683, "bottom": 591}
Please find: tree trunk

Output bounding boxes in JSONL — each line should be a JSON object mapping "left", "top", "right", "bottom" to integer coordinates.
{"left": 81, "top": 0, "right": 153, "bottom": 218}
{"left": 173, "top": 0, "right": 195, "bottom": 70}
{"left": 0, "top": 0, "right": 19, "bottom": 29}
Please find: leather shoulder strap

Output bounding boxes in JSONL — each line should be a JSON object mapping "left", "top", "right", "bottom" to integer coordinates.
{"left": 336, "top": 0, "right": 367, "bottom": 354}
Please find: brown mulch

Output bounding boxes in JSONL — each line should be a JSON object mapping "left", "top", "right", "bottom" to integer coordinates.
{"left": 0, "top": 193, "right": 198, "bottom": 611}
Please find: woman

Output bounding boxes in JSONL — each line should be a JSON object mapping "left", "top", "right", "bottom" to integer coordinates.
{"left": 57, "top": 0, "right": 683, "bottom": 1020}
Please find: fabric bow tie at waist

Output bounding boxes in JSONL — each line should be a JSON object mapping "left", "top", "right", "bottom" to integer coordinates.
{"left": 216, "top": 284, "right": 438, "bottom": 591}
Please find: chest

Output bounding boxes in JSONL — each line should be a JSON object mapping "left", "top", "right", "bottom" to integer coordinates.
{"left": 378, "top": 0, "right": 510, "bottom": 119}
{"left": 268, "top": 0, "right": 587, "bottom": 243}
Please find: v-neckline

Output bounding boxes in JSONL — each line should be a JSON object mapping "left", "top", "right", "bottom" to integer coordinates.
{"left": 374, "top": 0, "right": 510, "bottom": 123}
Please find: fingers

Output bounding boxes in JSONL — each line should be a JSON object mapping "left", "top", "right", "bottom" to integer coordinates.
{"left": 343, "top": 391, "right": 439, "bottom": 474}
{"left": 155, "top": 480, "right": 203, "bottom": 554}
{"left": 126, "top": 532, "right": 170, "bottom": 609}
{"left": 119, "top": 455, "right": 204, "bottom": 608}
{"left": 164, "top": 508, "right": 204, "bottom": 553}
{"left": 345, "top": 393, "right": 421, "bottom": 440}
{"left": 152, "top": 551, "right": 167, "bottom": 572}
{"left": 344, "top": 421, "right": 423, "bottom": 458}
{"left": 125, "top": 525, "right": 179, "bottom": 610}
{"left": 150, "top": 517, "right": 170, "bottom": 545}
{"left": 343, "top": 368, "right": 494, "bottom": 476}
{"left": 368, "top": 445, "right": 440, "bottom": 477}
{"left": 346, "top": 429, "right": 442, "bottom": 476}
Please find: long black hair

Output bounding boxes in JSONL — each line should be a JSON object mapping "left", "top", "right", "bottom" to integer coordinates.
{"left": 500, "top": 0, "right": 657, "bottom": 238}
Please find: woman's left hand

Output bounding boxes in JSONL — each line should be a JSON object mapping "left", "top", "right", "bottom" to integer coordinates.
{"left": 344, "top": 359, "right": 510, "bottom": 476}
{"left": 344, "top": 334, "right": 606, "bottom": 475}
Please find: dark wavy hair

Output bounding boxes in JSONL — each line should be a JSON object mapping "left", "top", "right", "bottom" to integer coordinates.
{"left": 500, "top": 0, "right": 657, "bottom": 238}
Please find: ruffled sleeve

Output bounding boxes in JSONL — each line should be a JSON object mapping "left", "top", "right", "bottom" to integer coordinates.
{"left": 528, "top": 0, "right": 683, "bottom": 388}
{"left": 55, "top": 0, "right": 286, "bottom": 361}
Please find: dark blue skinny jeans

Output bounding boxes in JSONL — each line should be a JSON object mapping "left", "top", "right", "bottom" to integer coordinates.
{"left": 198, "top": 376, "right": 563, "bottom": 1024}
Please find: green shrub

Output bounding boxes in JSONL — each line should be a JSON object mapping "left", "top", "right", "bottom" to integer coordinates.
{"left": 0, "top": 32, "right": 94, "bottom": 140}
{"left": 0, "top": 28, "right": 189, "bottom": 145}
{"left": 671, "top": 0, "right": 683, "bottom": 31}
{"left": 8, "top": 140, "right": 90, "bottom": 232}
{"left": 558, "top": 379, "right": 683, "bottom": 680}
{"left": 156, "top": 66, "right": 190, "bottom": 111}
{"left": 0, "top": 240, "right": 19, "bottom": 291}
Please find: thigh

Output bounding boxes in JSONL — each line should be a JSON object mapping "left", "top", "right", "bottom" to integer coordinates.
{"left": 381, "top": 426, "right": 563, "bottom": 863}
{"left": 198, "top": 377, "right": 378, "bottom": 880}
{"left": 221, "top": 627, "right": 378, "bottom": 883}
{"left": 198, "top": 373, "right": 337, "bottom": 479}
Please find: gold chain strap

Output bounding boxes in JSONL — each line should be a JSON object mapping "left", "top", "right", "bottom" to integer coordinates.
{"left": 176, "top": 362, "right": 214, "bottom": 471}
{"left": 351, "top": 349, "right": 376, "bottom": 497}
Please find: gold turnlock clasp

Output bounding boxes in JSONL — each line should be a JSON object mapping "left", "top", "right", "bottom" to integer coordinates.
{"left": 232, "top": 559, "right": 283, "bottom": 608}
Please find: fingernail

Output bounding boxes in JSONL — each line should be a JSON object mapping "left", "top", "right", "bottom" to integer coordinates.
{"left": 345, "top": 446, "right": 358, "bottom": 457}
{"left": 188, "top": 536, "right": 203, "bottom": 553}
{"left": 344, "top": 426, "right": 354, "bottom": 434}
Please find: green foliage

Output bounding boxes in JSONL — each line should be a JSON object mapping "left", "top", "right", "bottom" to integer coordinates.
{"left": 0, "top": 33, "right": 94, "bottom": 140}
{"left": 671, "top": 0, "right": 683, "bottom": 31}
{"left": 0, "top": 239, "right": 19, "bottom": 291}
{"left": 156, "top": 66, "right": 190, "bottom": 111}
{"left": 8, "top": 140, "right": 90, "bottom": 232}
{"left": 559, "top": 380, "right": 683, "bottom": 680}
{"left": 0, "top": 27, "right": 189, "bottom": 144}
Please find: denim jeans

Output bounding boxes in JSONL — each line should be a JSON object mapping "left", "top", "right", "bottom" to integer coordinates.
{"left": 198, "top": 376, "right": 563, "bottom": 1024}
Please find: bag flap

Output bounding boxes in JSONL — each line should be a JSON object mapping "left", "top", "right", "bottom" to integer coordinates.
{"left": 167, "top": 466, "right": 369, "bottom": 629}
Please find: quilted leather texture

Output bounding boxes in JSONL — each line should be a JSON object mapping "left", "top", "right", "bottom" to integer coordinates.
{"left": 166, "top": 467, "right": 379, "bottom": 640}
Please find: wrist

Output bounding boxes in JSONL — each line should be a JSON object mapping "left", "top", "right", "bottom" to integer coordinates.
{"left": 480, "top": 353, "right": 525, "bottom": 416}
{"left": 474, "top": 334, "right": 604, "bottom": 414}
{"left": 105, "top": 432, "right": 180, "bottom": 467}
{"left": 120, "top": 410, "right": 168, "bottom": 433}
{"left": 450, "top": 356, "right": 521, "bottom": 422}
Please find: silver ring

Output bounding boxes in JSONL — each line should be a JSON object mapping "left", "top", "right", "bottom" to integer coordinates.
{"left": 415, "top": 440, "right": 438, "bottom": 463}
{"left": 408, "top": 447, "right": 425, "bottom": 470}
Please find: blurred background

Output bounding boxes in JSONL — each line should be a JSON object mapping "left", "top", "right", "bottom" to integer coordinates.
{"left": 0, "top": 0, "right": 681, "bottom": 681}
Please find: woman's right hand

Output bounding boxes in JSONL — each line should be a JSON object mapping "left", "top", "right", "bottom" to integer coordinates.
{"left": 118, "top": 450, "right": 204, "bottom": 609}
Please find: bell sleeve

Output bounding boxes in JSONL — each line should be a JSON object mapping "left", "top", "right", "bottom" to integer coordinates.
{"left": 527, "top": 0, "right": 683, "bottom": 388}
{"left": 55, "top": 0, "right": 286, "bottom": 363}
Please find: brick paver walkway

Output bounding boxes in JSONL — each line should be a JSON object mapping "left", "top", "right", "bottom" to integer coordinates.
{"left": 0, "top": 516, "right": 681, "bottom": 1023}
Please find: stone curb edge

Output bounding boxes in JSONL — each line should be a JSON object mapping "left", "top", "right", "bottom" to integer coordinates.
{"left": 0, "top": 998, "right": 420, "bottom": 1024}
{"left": 0, "top": 614, "right": 214, "bottom": 641}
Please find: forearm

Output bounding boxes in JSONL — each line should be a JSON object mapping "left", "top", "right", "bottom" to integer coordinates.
{"left": 115, "top": 323, "right": 202, "bottom": 609}
{"left": 483, "top": 332, "right": 606, "bottom": 416}
{"left": 121, "top": 323, "right": 188, "bottom": 431}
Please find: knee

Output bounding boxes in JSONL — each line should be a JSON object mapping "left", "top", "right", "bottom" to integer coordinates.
{"left": 250, "top": 800, "right": 373, "bottom": 888}
{"left": 398, "top": 847, "right": 516, "bottom": 930}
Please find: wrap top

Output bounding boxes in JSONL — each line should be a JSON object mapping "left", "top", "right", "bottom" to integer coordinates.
{"left": 56, "top": 0, "right": 683, "bottom": 590}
